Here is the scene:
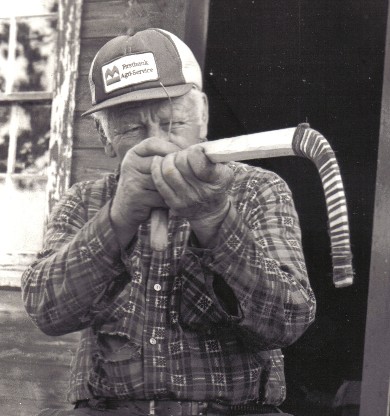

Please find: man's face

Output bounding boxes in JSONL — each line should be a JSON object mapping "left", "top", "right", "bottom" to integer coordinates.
{"left": 100, "top": 91, "right": 208, "bottom": 162}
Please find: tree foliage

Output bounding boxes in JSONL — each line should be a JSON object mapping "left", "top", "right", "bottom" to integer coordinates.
{"left": 0, "top": 8, "right": 57, "bottom": 175}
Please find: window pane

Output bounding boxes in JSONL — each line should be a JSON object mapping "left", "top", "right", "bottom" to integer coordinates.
{"left": 0, "top": 1, "right": 57, "bottom": 267}
{"left": 0, "top": 21, "right": 9, "bottom": 93}
{"left": 0, "top": 0, "right": 58, "bottom": 93}
{"left": 0, "top": 103, "right": 50, "bottom": 174}
{"left": 14, "top": 17, "right": 57, "bottom": 92}
{"left": 0, "top": 106, "right": 11, "bottom": 172}
{"left": 16, "top": 103, "right": 51, "bottom": 173}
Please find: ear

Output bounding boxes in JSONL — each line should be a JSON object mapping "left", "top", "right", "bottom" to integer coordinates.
{"left": 94, "top": 117, "right": 117, "bottom": 158}
{"left": 199, "top": 92, "right": 209, "bottom": 139}
{"left": 104, "top": 141, "right": 117, "bottom": 158}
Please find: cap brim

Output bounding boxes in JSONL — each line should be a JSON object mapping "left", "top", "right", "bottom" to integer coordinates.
{"left": 81, "top": 84, "right": 193, "bottom": 117}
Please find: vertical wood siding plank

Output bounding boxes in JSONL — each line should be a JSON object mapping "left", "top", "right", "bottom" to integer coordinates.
{"left": 46, "top": 0, "right": 84, "bottom": 214}
{"left": 359, "top": 2, "right": 390, "bottom": 415}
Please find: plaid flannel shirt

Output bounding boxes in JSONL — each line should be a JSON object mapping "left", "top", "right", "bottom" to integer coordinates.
{"left": 22, "top": 162, "right": 316, "bottom": 406}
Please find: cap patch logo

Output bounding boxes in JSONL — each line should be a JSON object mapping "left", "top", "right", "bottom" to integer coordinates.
{"left": 105, "top": 66, "right": 120, "bottom": 86}
{"left": 102, "top": 52, "right": 159, "bottom": 93}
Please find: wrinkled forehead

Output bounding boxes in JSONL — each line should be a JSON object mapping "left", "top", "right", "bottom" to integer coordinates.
{"left": 107, "top": 92, "right": 200, "bottom": 121}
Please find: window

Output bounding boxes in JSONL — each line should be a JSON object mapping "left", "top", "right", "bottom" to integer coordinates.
{"left": 0, "top": 0, "right": 58, "bottom": 285}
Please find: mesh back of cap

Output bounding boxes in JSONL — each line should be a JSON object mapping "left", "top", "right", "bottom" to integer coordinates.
{"left": 158, "top": 29, "right": 202, "bottom": 90}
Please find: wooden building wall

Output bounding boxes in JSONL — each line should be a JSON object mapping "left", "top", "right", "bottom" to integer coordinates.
{"left": 72, "top": 0, "right": 207, "bottom": 184}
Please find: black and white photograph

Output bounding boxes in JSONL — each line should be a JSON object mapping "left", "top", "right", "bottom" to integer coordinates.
{"left": 0, "top": 1, "right": 388, "bottom": 415}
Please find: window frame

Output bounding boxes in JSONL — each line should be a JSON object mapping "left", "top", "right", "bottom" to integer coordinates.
{"left": 0, "top": 0, "right": 83, "bottom": 286}
{"left": 0, "top": 0, "right": 83, "bottom": 212}
{"left": 0, "top": 12, "right": 56, "bottom": 181}
{"left": 0, "top": 0, "right": 83, "bottom": 215}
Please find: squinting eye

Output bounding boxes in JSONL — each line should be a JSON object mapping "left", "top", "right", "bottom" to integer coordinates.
{"left": 126, "top": 126, "right": 142, "bottom": 133}
{"left": 161, "top": 121, "right": 185, "bottom": 128}
{"left": 170, "top": 121, "right": 185, "bottom": 129}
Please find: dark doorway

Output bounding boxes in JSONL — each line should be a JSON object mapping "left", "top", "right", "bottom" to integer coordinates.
{"left": 204, "top": 0, "right": 388, "bottom": 413}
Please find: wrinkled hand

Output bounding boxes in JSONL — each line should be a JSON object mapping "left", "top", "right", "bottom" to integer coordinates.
{"left": 111, "top": 138, "right": 181, "bottom": 231}
{"left": 151, "top": 146, "right": 233, "bottom": 222}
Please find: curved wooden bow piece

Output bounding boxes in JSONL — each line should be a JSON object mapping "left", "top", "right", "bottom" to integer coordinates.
{"left": 150, "top": 123, "right": 354, "bottom": 288}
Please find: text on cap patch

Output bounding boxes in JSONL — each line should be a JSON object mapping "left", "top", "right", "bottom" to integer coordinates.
{"left": 102, "top": 52, "right": 159, "bottom": 93}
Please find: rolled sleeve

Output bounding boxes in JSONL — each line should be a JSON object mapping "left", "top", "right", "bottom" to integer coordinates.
{"left": 22, "top": 181, "right": 127, "bottom": 336}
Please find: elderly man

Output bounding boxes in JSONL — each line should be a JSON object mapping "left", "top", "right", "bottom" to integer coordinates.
{"left": 22, "top": 29, "right": 315, "bottom": 416}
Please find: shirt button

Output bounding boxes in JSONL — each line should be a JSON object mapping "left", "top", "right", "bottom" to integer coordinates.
{"left": 150, "top": 337, "right": 157, "bottom": 345}
{"left": 154, "top": 284, "right": 161, "bottom": 291}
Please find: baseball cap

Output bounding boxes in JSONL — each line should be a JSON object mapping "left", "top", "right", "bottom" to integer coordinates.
{"left": 82, "top": 28, "right": 203, "bottom": 116}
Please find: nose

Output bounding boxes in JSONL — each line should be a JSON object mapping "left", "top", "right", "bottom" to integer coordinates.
{"left": 147, "top": 121, "right": 170, "bottom": 140}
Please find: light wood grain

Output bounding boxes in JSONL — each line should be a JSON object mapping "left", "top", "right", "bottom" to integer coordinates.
{"left": 150, "top": 128, "right": 296, "bottom": 251}
{"left": 200, "top": 128, "right": 296, "bottom": 162}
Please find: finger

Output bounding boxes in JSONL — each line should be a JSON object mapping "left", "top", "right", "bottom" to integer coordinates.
{"left": 168, "top": 128, "right": 201, "bottom": 149}
{"left": 174, "top": 149, "right": 197, "bottom": 182}
{"left": 120, "top": 146, "right": 152, "bottom": 175}
{"left": 138, "top": 172, "right": 157, "bottom": 191}
{"left": 133, "top": 137, "right": 181, "bottom": 158}
{"left": 119, "top": 169, "right": 156, "bottom": 190}
{"left": 151, "top": 155, "right": 184, "bottom": 210}
{"left": 142, "top": 189, "right": 169, "bottom": 209}
{"left": 160, "top": 153, "right": 189, "bottom": 193}
{"left": 122, "top": 138, "right": 181, "bottom": 174}
{"left": 115, "top": 180, "right": 167, "bottom": 212}
{"left": 173, "top": 150, "right": 208, "bottom": 199}
{"left": 186, "top": 146, "right": 219, "bottom": 183}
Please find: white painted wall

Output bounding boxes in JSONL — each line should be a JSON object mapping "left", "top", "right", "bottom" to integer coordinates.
{"left": 0, "top": 179, "right": 46, "bottom": 286}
